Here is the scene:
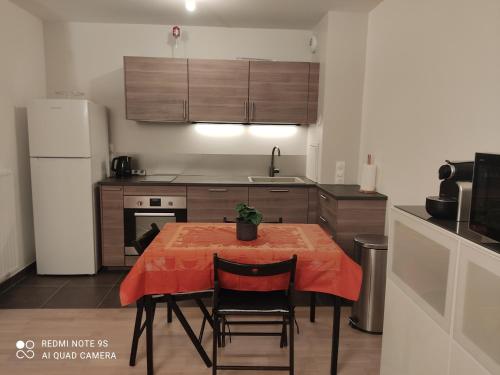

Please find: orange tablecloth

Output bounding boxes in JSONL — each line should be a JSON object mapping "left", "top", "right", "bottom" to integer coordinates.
{"left": 120, "top": 223, "right": 362, "bottom": 306}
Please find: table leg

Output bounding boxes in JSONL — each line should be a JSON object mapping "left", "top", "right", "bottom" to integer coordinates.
{"left": 331, "top": 296, "right": 341, "bottom": 375}
{"left": 144, "top": 295, "right": 154, "bottom": 375}
{"left": 310, "top": 292, "right": 316, "bottom": 322}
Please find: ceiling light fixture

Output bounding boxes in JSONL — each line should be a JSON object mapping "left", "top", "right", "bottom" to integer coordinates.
{"left": 185, "top": 0, "right": 197, "bottom": 12}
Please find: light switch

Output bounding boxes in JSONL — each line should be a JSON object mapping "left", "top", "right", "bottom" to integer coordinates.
{"left": 335, "top": 161, "right": 345, "bottom": 184}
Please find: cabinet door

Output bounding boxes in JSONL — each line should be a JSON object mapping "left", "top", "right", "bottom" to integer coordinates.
{"left": 453, "top": 240, "right": 500, "bottom": 374}
{"left": 249, "top": 61, "right": 309, "bottom": 124}
{"left": 307, "top": 63, "right": 320, "bottom": 124}
{"left": 249, "top": 187, "right": 308, "bottom": 223}
{"left": 380, "top": 279, "right": 451, "bottom": 375}
{"left": 124, "top": 57, "right": 188, "bottom": 122}
{"left": 100, "top": 186, "right": 124, "bottom": 266}
{"left": 187, "top": 186, "right": 248, "bottom": 222}
{"left": 188, "top": 59, "right": 249, "bottom": 123}
{"left": 389, "top": 208, "right": 458, "bottom": 332}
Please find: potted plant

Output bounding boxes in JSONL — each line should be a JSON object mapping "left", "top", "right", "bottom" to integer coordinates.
{"left": 235, "top": 203, "right": 263, "bottom": 241}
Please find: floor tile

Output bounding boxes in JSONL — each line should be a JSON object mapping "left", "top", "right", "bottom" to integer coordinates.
{"left": 43, "top": 285, "right": 112, "bottom": 308}
{"left": 65, "top": 271, "right": 125, "bottom": 287}
{"left": 17, "top": 274, "right": 71, "bottom": 287}
{"left": 98, "top": 286, "right": 123, "bottom": 308}
{"left": 0, "top": 285, "right": 59, "bottom": 308}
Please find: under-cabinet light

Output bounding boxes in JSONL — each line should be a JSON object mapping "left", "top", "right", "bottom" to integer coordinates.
{"left": 185, "top": 0, "right": 196, "bottom": 12}
{"left": 194, "top": 123, "right": 244, "bottom": 137}
{"left": 248, "top": 125, "right": 298, "bottom": 138}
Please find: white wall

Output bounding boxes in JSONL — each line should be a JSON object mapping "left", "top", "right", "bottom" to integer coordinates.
{"left": 43, "top": 22, "right": 313, "bottom": 174}
{"left": 0, "top": 0, "right": 46, "bottom": 280}
{"left": 360, "top": 0, "right": 500, "bottom": 206}
{"left": 308, "top": 11, "right": 368, "bottom": 184}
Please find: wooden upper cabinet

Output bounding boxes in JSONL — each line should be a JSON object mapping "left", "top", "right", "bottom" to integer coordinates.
{"left": 248, "top": 61, "right": 310, "bottom": 124}
{"left": 124, "top": 56, "right": 188, "bottom": 122}
{"left": 308, "top": 63, "right": 320, "bottom": 124}
{"left": 188, "top": 59, "right": 250, "bottom": 123}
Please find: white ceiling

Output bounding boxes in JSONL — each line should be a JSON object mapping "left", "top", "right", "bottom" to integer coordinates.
{"left": 12, "top": 0, "right": 383, "bottom": 29}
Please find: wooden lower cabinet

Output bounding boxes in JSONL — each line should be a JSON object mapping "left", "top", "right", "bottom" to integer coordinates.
{"left": 318, "top": 190, "right": 386, "bottom": 257}
{"left": 100, "top": 186, "right": 124, "bottom": 266}
{"left": 249, "top": 187, "right": 308, "bottom": 223}
{"left": 187, "top": 186, "right": 248, "bottom": 222}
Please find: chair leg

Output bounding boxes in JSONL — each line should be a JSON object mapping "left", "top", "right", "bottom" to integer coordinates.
{"left": 221, "top": 317, "right": 226, "bottom": 347}
{"left": 289, "top": 312, "right": 294, "bottom": 375}
{"left": 213, "top": 315, "right": 219, "bottom": 375}
{"left": 169, "top": 298, "right": 212, "bottom": 368}
{"left": 144, "top": 296, "right": 154, "bottom": 375}
{"left": 167, "top": 301, "right": 173, "bottom": 323}
{"left": 280, "top": 314, "right": 288, "bottom": 348}
{"left": 310, "top": 292, "right": 316, "bottom": 323}
{"left": 129, "top": 298, "right": 144, "bottom": 366}
{"left": 195, "top": 297, "right": 214, "bottom": 329}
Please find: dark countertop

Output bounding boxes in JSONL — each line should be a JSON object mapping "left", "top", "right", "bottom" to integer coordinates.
{"left": 99, "top": 176, "right": 387, "bottom": 200}
{"left": 317, "top": 184, "right": 387, "bottom": 200}
{"left": 396, "top": 206, "right": 500, "bottom": 255}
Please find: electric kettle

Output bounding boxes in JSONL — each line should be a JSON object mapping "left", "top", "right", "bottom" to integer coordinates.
{"left": 111, "top": 156, "right": 132, "bottom": 177}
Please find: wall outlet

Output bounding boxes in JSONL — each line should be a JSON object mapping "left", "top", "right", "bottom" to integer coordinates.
{"left": 335, "top": 161, "right": 345, "bottom": 184}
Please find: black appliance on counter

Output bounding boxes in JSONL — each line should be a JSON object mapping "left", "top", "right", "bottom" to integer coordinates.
{"left": 426, "top": 160, "right": 473, "bottom": 221}
{"left": 469, "top": 153, "right": 500, "bottom": 242}
{"left": 111, "top": 156, "right": 132, "bottom": 177}
{"left": 123, "top": 195, "right": 187, "bottom": 258}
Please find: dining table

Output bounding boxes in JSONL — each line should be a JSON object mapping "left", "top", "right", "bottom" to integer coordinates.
{"left": 120, "top": 222, "right": 363, "bottom": 375}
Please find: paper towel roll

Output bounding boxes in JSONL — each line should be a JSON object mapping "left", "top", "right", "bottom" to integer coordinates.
{"left": 360, "top": 164, "right": 377, "bottom": 193}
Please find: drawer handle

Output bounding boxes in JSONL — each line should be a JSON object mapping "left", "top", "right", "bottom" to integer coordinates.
{"left": 208, "top": 188, "right": 228, "bottom": 192}
{"left": 270, "top": 189, "right": 289, "bottom": 193}
{"left": 320, "top": 194, "right": 328, "bottom": 200}
{"left": 319, "top": 216, "right": 328, "bottom": 223}
{"left": 103, "top": 187, "right": 122, "bottom": 191}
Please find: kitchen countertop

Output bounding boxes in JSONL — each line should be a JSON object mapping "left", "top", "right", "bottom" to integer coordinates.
{"left": 99, "top": 176, "right": 387, "bottom": 200}
{"left": 396, "top": 205, "right": 500, "bottom": 255}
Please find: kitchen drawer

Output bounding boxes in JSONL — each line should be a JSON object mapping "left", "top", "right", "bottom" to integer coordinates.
{"left": 123, "top": 185, "right": 186, "bottom": 196}
{"left": 249, "top": 187, "right": 308, "bottom": 223}
{"left": 318, "top": 191, "right": 337, "bottom": 233}
{"left": 187, "top": 186, "right": 248, "bottom": 222}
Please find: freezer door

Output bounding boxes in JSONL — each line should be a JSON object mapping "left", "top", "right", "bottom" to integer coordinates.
{"left": 28, "top": 99, "right": 91, "bottom": 157}
{"left": 31, "top": 158, "right": 97, "bottom": 275}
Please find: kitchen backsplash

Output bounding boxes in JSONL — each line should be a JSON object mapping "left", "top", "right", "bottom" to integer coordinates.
{"left": 122, "top": 153, "right": 307, "bottom": 177}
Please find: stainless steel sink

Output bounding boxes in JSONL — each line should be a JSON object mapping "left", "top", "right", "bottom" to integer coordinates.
{"left": 248, "top": 176, "right": 305, "bottom": 183}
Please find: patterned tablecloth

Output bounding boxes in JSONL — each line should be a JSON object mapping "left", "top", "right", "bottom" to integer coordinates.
{"left": 120, "top": 223, "right": 362, "bottom": 306}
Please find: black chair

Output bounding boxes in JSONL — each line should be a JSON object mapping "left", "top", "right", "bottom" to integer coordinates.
{"left": 223, "top": 216, "right": 317, "bottom": 323}
{"left": 129, "top": 223, "right": 214, "bottom": 368}
{"left": 212, "top": 254, "right": 297, "bottom": 374}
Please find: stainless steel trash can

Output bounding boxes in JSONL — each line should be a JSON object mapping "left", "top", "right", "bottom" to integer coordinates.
{"left": 349, "top": 234, "right": 388, "bottom": 334}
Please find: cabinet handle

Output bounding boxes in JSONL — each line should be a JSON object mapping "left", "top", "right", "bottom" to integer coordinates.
{"left": 319, "top": 216, "right": 328, "bottom": 223}
{"left": 102, "top": 186, "right": 122, "bottom": 191}
{"left": 208, "top": 188, "right": 228, "bottom": 192}
{"left": 251, "top": 102, "right": 256, "bottom": 121}
{"left": 320, "top": 194, "right": 328, "bottom": 200}
{"left": 270, "top": 189, "right": 289, "bottom": 193}
{"left": 182, "top": 100, "right": 187, "bottom": 121}
{"left": 244, "top": 101, "right": 248, "bottom": 121}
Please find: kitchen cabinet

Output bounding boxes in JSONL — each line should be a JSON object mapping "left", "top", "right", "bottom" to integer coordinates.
{"left": 100, "top": 186, "right": 124, "bottom": 266}
{"left": 248, "top": 61, "right": 310, "bottom": 124}
{"left": 381, "top": 207, "right": 499, "bottom": 375}
{"left": 187, "top": 186, "right": 248, "bottom": 222}
{"left": 307, "top": 63, "right": 320, "bottom": 124}
{"left": 249, "top": 187, "right": 308, "bottom": 223}
{"left": 124, "top": 56, "right": 188, "bottom": 122}
{"left": 188, "top": 59, "right": 250, "bottom": 123}
{"left": 123, "top": 185, "right": 186, "bottom": 196}
{"left": 317, "top": 190, "right": 386, "bottom": 257}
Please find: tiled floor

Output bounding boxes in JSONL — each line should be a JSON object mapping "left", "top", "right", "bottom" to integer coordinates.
{"left": 0, "top": 269, "right": 335, "bottom": 309}
{"left": 0, "top": 270, "right": 126, "bottom": 309}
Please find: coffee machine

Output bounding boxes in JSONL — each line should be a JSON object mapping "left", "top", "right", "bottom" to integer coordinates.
{"left": 426, "top": 160, "right": 473, "bottom": 221}
{"left": 111, "top": 156, "right": 132, "bottom": 177}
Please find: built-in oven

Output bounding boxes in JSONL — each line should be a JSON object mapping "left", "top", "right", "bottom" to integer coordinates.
{"left": 123, "top": 195, "right": 187, "bottom": 256}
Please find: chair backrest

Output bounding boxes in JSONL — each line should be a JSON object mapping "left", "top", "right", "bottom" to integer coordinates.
{"left": 213, "top": 254, "right": 297, "bottom": 286}
{"left": 132, "top": 223, "right": 160, "bottom": 255}
{"left": 222, "top": 217, "right": 283, "bottom": 224}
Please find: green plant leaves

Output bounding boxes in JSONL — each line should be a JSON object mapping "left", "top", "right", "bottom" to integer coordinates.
{"left": 235, "top": 202, "right": 263, "bottom": 225}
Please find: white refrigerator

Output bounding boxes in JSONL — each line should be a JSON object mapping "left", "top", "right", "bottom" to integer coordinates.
{"left": 28, "top": 99, "right": 109, "bottom": 275}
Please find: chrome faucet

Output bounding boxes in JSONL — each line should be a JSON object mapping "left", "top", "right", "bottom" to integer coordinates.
{"left": 269, "top": 146, "right": 281, "bottom": 177}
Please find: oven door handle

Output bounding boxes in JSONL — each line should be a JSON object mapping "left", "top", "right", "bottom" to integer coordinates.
{"left": 134, "top": 212, "right": 176, "bottom": 217}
